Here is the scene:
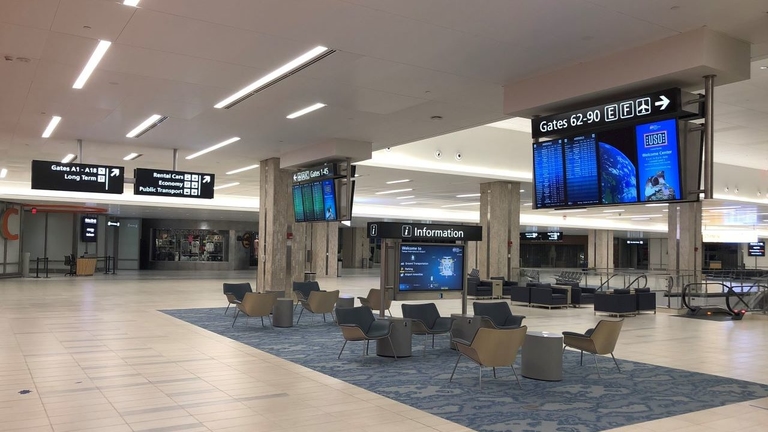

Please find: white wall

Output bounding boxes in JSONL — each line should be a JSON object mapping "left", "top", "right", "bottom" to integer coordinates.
{"left": 648, "top": 238, "right": 668, "bottom": 270}
{"left": 118, "top": 219, "right": 141, "bottom": 270}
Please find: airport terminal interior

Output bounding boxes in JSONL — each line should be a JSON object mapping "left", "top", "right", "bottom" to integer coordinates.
{"left": 2, "top": 1, "right": 768, "bottom": 431}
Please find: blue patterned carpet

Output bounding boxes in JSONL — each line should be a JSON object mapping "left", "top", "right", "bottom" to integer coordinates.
{"left": 163, "top": 307, "right": 768, "bottom": 432}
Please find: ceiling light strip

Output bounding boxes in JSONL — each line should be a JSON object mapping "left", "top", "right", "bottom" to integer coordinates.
{"left": 442, "top": 202, "right": 480, "bottom": 208}
{"left": 0, "top": 169, "right": 7, "bottom": 178}
{"left": 375, "top": 188, "right": 413, "bottom": 195}
{"left": 386, "top": 179, "right": 411, "bottom": 185}
{"left": 226, "top": 164, "right": 260, "bottom": 175}
{"left": 123, "top": 0, "right": 140, "bottom": 6}
{"left": 73, "top": 40, "right": 112, "bottom": 89}
{"left": 123, "top": 153, "right": 142, "bottom": 161}
{"left": 214, "top": 46, "right": 335, "bottom": 109}
{"left": 396, "top": 196, "right": 415, "bottom": 200}
{"left": 456, "top": 193, "right": 480, "bottom": 198}
{"left": 214, "top": 182, "right": 240, "bottom": 190}
{"left": 186, "top": 137, "right": 240, "bottom": 160}
{"left": 126, "top": 114, "right": 168, "bottom": 138}
{"left": 286, "top": 103, "right": 326, "bottom": 119}
{"left": 42, "top": 116, "right": 62, "bottom": 138}
{"left": 61, "top": 154, "right": 77, "bottom": 163}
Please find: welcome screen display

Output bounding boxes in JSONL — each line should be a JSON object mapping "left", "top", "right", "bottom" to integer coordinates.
{"left": 398, "top": 244, "right": 464, "bottom": 291}
{"left": 635, "top": 119, "right": 681, "bottom": 202}
{"left": 321, "top": 179, "right": 337, "bottom": 221}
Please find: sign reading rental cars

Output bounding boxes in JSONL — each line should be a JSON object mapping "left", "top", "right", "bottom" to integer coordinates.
{"left": 133, "top": 168, "right": 215, "bottom": 199}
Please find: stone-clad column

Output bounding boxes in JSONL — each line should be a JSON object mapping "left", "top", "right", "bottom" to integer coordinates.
{"left": 478, "top": 182, "right": 521, "bottom": 281}
{"left": 668, "top": 201, "right": 702, "bottom": 285}
{"left": 341, "top": 227, "right": 368, "bottom": 268}
{"left": 588, "top": 230, "right": 614, "bottom": 272}
{"left": 309, "top": 222, "right": 339, "bottom": 277}
{"left": 258, "top": 158, "right": 293, "bottom": 295}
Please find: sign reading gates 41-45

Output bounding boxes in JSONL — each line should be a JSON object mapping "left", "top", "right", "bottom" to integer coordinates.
{"left": 367, "top": 222, "right": 482, "bottom": 241}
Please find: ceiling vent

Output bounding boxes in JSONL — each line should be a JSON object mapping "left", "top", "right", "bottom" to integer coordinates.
{"left": 219, "top": 49, "right": 336, "bottom": 109}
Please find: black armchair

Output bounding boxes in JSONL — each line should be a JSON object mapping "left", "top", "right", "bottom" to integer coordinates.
{"left": 336, "top": 306, "right": 397, "bottom": 360}
{"left": 571, "top": 284, "right": 596, "bottom": 307}
{"left": 635, "top": 288, "right": 656, "bottom": 314}
{"left": 530, "top": 284, "right": 568, "bottom": 309}
{"left": 402, "top": 303, "right": 454, "bottom": 353}
{"left": 594, "top": 289, "right": 637, "bottom": 316}
{"left": 467, "top": 276, "right": 493, "bottom": 297}
{"left": 472, "top": 302, "right": 525, "bottom": 329}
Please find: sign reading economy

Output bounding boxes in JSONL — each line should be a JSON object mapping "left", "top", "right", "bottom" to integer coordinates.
{"left": 133, "top": 168, "right": 215, "bottom": 199}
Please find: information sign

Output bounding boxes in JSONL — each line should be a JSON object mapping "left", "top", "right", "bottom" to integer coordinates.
{"left": 134, "top": 168, "right": 215, "bottom": 199}
{"left": 31, "top": 160, "right": 125, "bottom": 194}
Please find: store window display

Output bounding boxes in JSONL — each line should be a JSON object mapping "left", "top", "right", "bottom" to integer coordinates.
{"left": 152, "top": 229, "right": 228, "bottom": 262}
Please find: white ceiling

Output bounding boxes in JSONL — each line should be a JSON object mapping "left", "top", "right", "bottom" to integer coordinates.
{"left": 1, "top": 0, "right": 768, "bottom": 234}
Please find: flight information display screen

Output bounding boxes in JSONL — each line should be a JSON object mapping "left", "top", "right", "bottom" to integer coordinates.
{"left": 292, "top": 179, "right": 339, "bottom": 222}
{"left": 533, "top": 118, "right": 683, "bottom": 209}
{"left": 398, "top": 244, "right": 465, "bottom": 291}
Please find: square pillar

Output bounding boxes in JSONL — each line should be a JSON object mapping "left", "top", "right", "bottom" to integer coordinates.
{"left": 479, "top": 182, "right": 521, "bottom": 280}
{"left": 258, "top": 158, "right": 293, "bottom": 295}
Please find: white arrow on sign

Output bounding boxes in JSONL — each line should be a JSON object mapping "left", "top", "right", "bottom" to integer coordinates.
{"left": 655, "top": 95, "right": 670, "bottom": 110}
{"left": 110, "top": 168, "right": 120, "bottom": 177}
{"left": 203, "top": 175, "right": 211, "bottom": 183}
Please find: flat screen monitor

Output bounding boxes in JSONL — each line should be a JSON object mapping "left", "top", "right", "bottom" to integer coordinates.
{"left": 533, "top": 118, "right": 684, "bottom": 209}
{"left": 398, "top": 243, "right": 465, "bottom": 292}
{"left": 81, "top": 216, "right": 98, "bottom": 243}
{"left": 292, "top": 179, "right": 340, "bottom": 222}
{"left": 748, "top": 242, "right": 765, "bottom": 257}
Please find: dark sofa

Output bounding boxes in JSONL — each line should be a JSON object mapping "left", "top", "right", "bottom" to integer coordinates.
{"left": 529, "top": 283, "right": 568, "bottom": 309}
{"left": 594, "top": 289, "right": 637, "bottom": 316}
{"left": 635, "top": 287, "right": 656, "bottom": 314}
{"left": 467, "top": 276, "right": 493, "bottom": 298}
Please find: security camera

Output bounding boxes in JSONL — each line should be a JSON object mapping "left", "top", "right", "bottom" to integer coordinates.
{"left": 385, "top": 147, "right": 391, "bottom": 152}
{"left": 435, "top": 150, "right": 442, "bottom": 159}
{"left": 455, "top": 152, "right": 462, "bottom": 161}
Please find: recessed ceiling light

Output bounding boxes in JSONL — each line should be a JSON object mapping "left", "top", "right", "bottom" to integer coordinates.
{"left": 761, "top": 66, "right": 767, "bottom": 70}
{"left": 523, "top": 203, "right": 532, "bottom": 206}
{"left": 186, "top": 137, "right": 240, "bottom": 160}
{"left": 603, "top": 209, "right": 625, "bottom": 213}
{"left": 519, "top": 189, "right": 525, "bottom": 193}
{"left": 386, "top": 179, "right": 411, "bottom": 184}
{"left": 123, "top": 0, "right": 140, "bottom": 6}
{"left": 126, "top": 114, "right": 167, "bottom": 138}
{"left": 645, "top": 203, "right": 668, "bottom": 207}
{"left": 42, "top": 116, "right": 61, "bottom": 138}
{"left": 286, "top": 103, "right": 326, "bottom": 119}
{"left": 214, "top": 46, "right": 332, "bottom": 109}
{"left": 72, "top": 40, "right": 111, "bottom": 89}
{"left": 456, "top": 193, "right": 480, "bottom": 198}
{"left": 226, "top": 164, "right": 259, "bottom": 175}
{"left": 214, "top": 182, "right": 240, "bottom": 190}
{"left": 631, "top": 217, "right": 651, "bottom": 221}
{"left": 442, "top": 202, "right": 480, "bottom": 208}
{"left": 396, "top": 196, "right": 415, "bottom": 200}
{"left": 61, "top": 154, "right": 77, "bottom": 163}
{"left": 123, "top": 153, "right": 142, "bottom": 161}
{"left": 0, "top": 169, "right": 7, "bottom": 178}
{"left": 375, "top": 188, "right": 413, "bottom": 195}
{"left": 399, "top": 202, "right": 417, "bottom": 205}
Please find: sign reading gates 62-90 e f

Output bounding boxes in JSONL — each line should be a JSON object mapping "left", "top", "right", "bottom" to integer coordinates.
{"left": 134, "top": 168, "right": 215, "bottom": 199}
{"left": 31, "top": 160, "right": 125, "bottom": 194}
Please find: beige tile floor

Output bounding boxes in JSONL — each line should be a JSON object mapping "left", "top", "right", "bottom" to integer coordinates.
{"left": 1, "top": 269, "right": 768, "bottom": 432}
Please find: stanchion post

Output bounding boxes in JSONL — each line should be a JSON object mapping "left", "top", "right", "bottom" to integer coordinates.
{"left": 44, "top": 257, "right": 50, "bottom": 279}
{"left": 35, "top": 257, "right": 40, "bottom": 279}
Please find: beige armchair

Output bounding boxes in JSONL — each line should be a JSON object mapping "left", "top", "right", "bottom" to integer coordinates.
{"left": 450, "top": 326, "right": 527, "bottom": 389}
{"left": 357, "top": 289, "right": 392, "bottom": 316}
{"left": 562, "top": 319, "right": 624, "bottom": 377}
{"left": 232, "top": 291, "right": 280, "bottom": 327}
{"left": 297, "top": 290, "right": 340, "bottom": 324}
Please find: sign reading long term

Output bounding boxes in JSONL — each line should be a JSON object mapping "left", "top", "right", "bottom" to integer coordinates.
{"left": 134, "top": 168, "right": 215, "bottom": 199}
{"left": 31, "top": 160, "right": 125, "bottom": 194}
{"left": 367, "top": 222, "right": 482, "bottom": 241}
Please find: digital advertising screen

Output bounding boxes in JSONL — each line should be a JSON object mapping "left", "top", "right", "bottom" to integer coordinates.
{"left": 398, "top": 244, "right": 465, "bottom": 291}
{"left": 635, "top": 119, "right": 682, "bottom": 202}
{"left": 81, "top": 216, "right": 98, "bottom": 243}
{"left": 321, "top": 179, "right": 338, "bottom": 221}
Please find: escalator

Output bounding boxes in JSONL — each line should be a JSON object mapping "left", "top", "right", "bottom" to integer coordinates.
{"left": 681, "top": 282, "right": 746, "bottom": 321}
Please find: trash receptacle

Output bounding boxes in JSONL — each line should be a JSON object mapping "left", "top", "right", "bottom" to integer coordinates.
{"left": 337, "top": 261, "right": 342, "bottom": 277}
{"left": 304, "top": 271, "right": 316, "bottom": 282}
{"left": 22, "top": 252, "right": 30, "bottom": 278}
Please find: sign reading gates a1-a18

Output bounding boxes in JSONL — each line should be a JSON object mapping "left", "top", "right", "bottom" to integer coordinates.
{"left": 31, "top": 160, "right": 125, "bottom": 194}
{"left": 133, "top": 168, "right": 215, "bottom": 199}
{"left": 531, "top": 88, "right": 685, "bottom": 139}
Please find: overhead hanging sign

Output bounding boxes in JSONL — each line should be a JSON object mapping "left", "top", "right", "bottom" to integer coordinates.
{"left": 134, "top": 168, "right": 215, "bottom": 199}
{"left": 292, "top": 163, "right": 338, "bottom": 184}
{"left": 367, "top": 222, "right": 482, "bottom": 241}
{"left": 31, "top": 160, "right": 125, "bottom": 194}
{"left": 531, "top": 88, "right": 684, "bottom": 139}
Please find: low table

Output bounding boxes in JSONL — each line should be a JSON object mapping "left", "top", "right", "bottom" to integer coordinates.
{"left": 482, "top": 279, "right": 503, "bottom": 299}
{"left": 336, "top": 295, "right": 354, "bottom": 309}
{"left": 272, "top": 298, "right": 294, "bottom": 328}
{"left": 521, "top": 331, "right": 563, "bottom": 381}
{"left": 376, "top": 318, "right": 412, "bottom": 358}
{"left": 449, "top": 313, "right": 482, "bottom": 350}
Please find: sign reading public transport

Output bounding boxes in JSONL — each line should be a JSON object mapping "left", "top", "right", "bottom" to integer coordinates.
{"left": 134, "top": 168, "right": 215, "bottom": 199}
{"left": 367, "top": 222, "right": 482, "bottom": 241}
{"left": 31, "top": 160, "right": 125, "bottom": 194}
{"left": 531, "top": 88, "right": 683, "bottom": 139}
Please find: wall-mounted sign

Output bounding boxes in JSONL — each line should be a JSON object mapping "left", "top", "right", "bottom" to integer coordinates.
{"left": 107, "top": 220, "right": 120, "bottom": 227}
{"left": 626, "top": 240, "right": 645, "bottom": 245}
{"left": 134, "top": 168, "right": 215, "bottom": 199}
{"left": 531, "top": 88, "right": 684, "bottom": 139}
{"left": 292, "top": 163, "right": 338, "bottom": 184}
{"left": 748, "top": 241, "right": 765, "bottom": 257}
{"left": 81, "top": 216, "right": 98, "bottom": 243}
{"left": 702, "top": 230, "right": 757, "bottom": 244}
{"left": 367, "top": 222, "right": 482, "bottom": 241}
{"left": 1, "top": 208, "right": 19, "bottom": 240}
{"left": 31, "top": 160, "right": 125, "bottom": 194}
{"left": 520, "top": 232, "right": 563, "bottom": 241}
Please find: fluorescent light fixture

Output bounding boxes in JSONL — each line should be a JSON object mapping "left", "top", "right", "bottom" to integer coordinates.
{"left": 631, "top": 217, "right": 651, "bottom": 221}
{"left": 215, "top": 46, "right": 331, "bottom": 109}
{"left": 123, "top": 153, "right": 142, "bottom": 161}
{"left": 123, "top": 0, "right": 140, "bottom": 6}
{"left": 286, "top": 103, "right": 326, "bottom": 119}
{"left": 375, "top": 188, "right": 412, "bottom": 195}
{"left": 456, "top": 193, "right": 481, "bottom": 198}
{"left": 186, "top": 137, "right": 240, "bottom": 160}
{"left": 396, "top": 196, "right": 415, "bottom": 200}
{"left": 126, "top": 114, "right": 167, "bottom": 138}
{"left": 61, "top": 154, "right": 77, "bottom": 163}
{"left": 386, "top": 179, "right": 411, "bottom": 185}
{"left": 0, "top": 169, "right": 7, "bottom": 178}
{"left": 603, "top": 209, "right": 625, "bottom": 213}
{"left": 442, "top": 202, "right": 480, "bottom": 208}
{"left": 400, "top": 202, "right": 417, "bottom": 205}
{"left": 549, "top": 208, "right": 587, "bottom": 213}
{"left": 72, "top": 40, "right": 111, "bottom": 89}
{"left": 41, "top": 116, "right": 61, "bottom": 138}
{"left": 704, "top": 206, "right": 741, "bottom": 210}
{"left": 214, "top": 182, "right": 240, "bottom": 190}
{"left": 520, "top": 189, "right": 525, "bottom": 193}
{"left": 645, "top": 203, "right": 669, "bottom": 207}
{"left": 523, "top": 203, "right": 532, "bottom": 206}
{"left": 226, "top": 164, "right": 259, "bottom": 175}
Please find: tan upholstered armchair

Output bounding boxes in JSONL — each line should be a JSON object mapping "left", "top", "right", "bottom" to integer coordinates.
{"left": 450, "top": 326, "right": 527, "bottom": 389}
{"left": 357, "top": 288, "right": 392, "bottom": 316}
{"left": 232, "top": 291, "right": 280, "bottom": 327}
{"left": 297, "top": 290, "right": 340, "bottom": 324}
{"left": 562, "top": 319, "right": 624, "bottom": 377}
